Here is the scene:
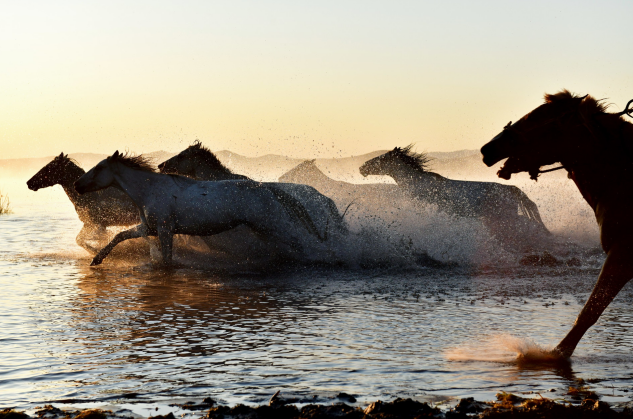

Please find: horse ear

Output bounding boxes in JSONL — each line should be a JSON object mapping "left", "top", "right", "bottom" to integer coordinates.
{"left": 59, "top": 152, "right": 64, "bottom": 158}
{"left": 113, "top": 150, "right": 120, "bottom": 157}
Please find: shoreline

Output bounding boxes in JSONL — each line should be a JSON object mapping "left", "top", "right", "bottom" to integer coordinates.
{"left": 4, "top": 389, "right": 633, "bottom": 419}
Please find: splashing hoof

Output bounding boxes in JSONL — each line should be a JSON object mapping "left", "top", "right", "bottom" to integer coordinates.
{"left": 90, "top": 256, "right": 103, "bottom": 266}
{"left": 516, "top": 348, "right": 570, "bottom": 364}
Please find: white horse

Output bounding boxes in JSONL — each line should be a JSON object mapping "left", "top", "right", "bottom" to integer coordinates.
{"left": 74, "top": 151, "right": 330, "bottom": 266}
{"left": 158, "top": 141, "right": 349, "bottom": 238}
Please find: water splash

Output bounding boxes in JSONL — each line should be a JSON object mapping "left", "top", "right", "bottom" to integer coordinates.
{"left": 445, "top": 334, "right": 556, "bottom": 363}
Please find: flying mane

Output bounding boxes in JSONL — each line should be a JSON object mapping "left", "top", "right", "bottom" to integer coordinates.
{"left": 391, "top": 145, "right": 433, "bottom": 173}
{"left": 108, "top": 152, "right": 156, "bottom": 172}
{"left": 56, "top": 153, "right": 80, "bottom": 166}
{"left": 543, "top": 90, "right": 633, "bottom": 153}
{"left": 187, "top": 140, "right": 235, "bottom": 174}
{"left": 544, "top": 89, "right": 610, "bottom": 117}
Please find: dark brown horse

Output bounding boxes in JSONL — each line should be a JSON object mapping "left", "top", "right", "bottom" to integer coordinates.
{"left": 27, "top": 153, "right": 140, "bottom": 253}
{"left": 481, "top": 90, "right": 633, "bottom": 358}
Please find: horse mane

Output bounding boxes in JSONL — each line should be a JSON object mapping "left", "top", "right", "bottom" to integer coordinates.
{"left": 187, "top": 140, "right": 234, "bottom": 174}
{"left": 544, "top": 89, "right": 610, "bottom": 116}
{"left": 54, "top": 153, "right": 81, "bottom": 168}
{"left": 108, "top": 151, "right": 156, "bottom": 172}
{"left": 391, "top": 145, "right": 432, "bottom": 173}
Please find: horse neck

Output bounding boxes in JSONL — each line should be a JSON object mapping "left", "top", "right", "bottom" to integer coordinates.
{"left": 385, "top": 161, "right": 444, "bottom": 188}
{"left": 565, "top": 117, "right": 633, "bottom": 210}
{"left": 194, "top": 159, "right": 235, "bottom": 181}
{"left": 111, "top": 165, "right": 161, "bottom": 206}
{"left": 59, "top": 163, "right": 90, "bottom": 207}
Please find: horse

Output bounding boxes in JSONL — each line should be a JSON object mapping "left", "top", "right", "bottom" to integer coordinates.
{"left": 481, "top": 89, "right": 633, "bottom": 359}
{"left": 279, "top": 159, "right": 405, "bottom": 212}
{"left": 26, "top": 152, "right": 140, "bottom": 253}
{"left": 359, "top": 146, "right": 549, "bottom": 242}
{"left": 159, "top": 142, "right": 348, "bottom": 237}
{"left": 75, "top": 151, "right": 331, "bottom": 266}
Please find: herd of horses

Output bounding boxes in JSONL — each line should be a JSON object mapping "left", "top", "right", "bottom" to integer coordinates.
{"left": 24, "top": 90, "right": 633, "bottom": 359}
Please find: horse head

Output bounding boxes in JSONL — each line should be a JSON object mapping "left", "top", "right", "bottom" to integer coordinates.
{"left": 360, "top": 152, "right": 390, "bottom": 177}
{"left": 158, "top": 146, "right": 197, "bottom": 177}
{"left": 360, "top": 145, "right": 431, "bottom": 177}
{"left": 159, "top": 141, "right": 234, "bottom": 180}
{"left": 27, "top": 152, "right": 81, "bottom": 191}
{"left": 481, "top": 90, "right": 603, "bottom": 180}
{"left": 75, "top": 152, "right": 121, "bottom": 194}
{"left": 76, "top": 151, "right": 155, "bottom": 195}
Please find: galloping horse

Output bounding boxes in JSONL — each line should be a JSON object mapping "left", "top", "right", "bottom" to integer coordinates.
{"left": 481, "top": 90, "right": 633, "bottom": 358}
{"left": 75, "top": 151, "right": 329, "bottom": 266}
{"left": 279, "top": 159, "right": 405, "bottom": 218}
{"left": 359, "top": 146, "right": 549, "bottom": 240}
{"left": 159, "top": 142, "right": 347, "bottom": 236}
{"left": 27, "top": 153, "right": 139, "bottom": 253}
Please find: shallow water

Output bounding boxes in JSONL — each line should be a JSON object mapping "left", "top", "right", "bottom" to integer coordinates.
{"left": 1, "top": 198, "right": 633, "bottom": 412}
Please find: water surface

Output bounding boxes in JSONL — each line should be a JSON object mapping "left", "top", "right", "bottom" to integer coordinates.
{"left": 1, "top": 202, "right": 632, "bottom": 412}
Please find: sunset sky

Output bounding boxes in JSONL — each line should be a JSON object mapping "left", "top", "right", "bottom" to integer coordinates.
{"left": 1, "top": 0, "right": 632, "bottom": 159}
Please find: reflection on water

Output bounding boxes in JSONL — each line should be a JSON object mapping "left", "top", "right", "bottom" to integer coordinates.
{"left": 1, "top": 204, "right": 633, "bottom": 409}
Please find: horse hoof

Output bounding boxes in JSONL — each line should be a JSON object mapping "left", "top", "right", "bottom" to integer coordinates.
{"left": 516, "top": 348, "right": 570, "bottom": 364}
{"left": 90, "top": 258, "right": 103, "bottom": 266}
{"left": 552, "top": 347, "right": 573, "bottom": 360}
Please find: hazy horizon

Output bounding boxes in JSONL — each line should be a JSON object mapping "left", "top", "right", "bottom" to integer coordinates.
{"left": 2, "top": 1, "right": 632, "bottom": 159}
{"left": 0, "top": 146, "right": 482, "bottom": 162}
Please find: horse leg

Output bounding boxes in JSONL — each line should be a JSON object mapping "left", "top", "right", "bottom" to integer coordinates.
{"left": 157, "top": 228, "right": 174, "bottom": 265}
{"left": 76, "top": 225, "right": 91, "bottom": 252}
{"left": 91, "top": 224, "right": 147, "bottom": 266}
{"left": 76, "top": 224, "right": 103, "bottom": 255}
{"left": 145, "top": 236, "right": 161, "bottom": 261}
{"left": 554, "top": 243, "right": 633, "bottom": 358}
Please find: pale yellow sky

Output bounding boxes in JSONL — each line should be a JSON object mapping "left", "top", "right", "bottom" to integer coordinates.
{"left": 1, "top": 1, "right": 632, "bottom": 159}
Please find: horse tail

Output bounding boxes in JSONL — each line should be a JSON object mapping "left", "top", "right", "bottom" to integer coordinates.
{"left": 265, "top": 186, "right": 328, "bottom": 242}
{"left": 512, "top": 187, "right": 550, "bottom": 234}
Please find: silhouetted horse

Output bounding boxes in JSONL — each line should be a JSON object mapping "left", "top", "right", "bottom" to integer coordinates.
{"left": 481, "top": 90, "right": 633, "bottom": 358}
{"left": 359, "top": 146, "right": 549, "bottom": 240}
{"left": 27, "top": 153, "right": 139, "bottom": 253}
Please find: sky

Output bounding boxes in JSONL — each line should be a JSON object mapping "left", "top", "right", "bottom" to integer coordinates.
{"left": 1, "top": 0, "right": 632, "bottom": 159}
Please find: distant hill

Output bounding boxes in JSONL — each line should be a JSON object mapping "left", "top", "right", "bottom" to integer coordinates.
{"left": 0, "top": 151, "right": 176, "bottom": 179}
{"left": 0, "top": 147, "right": 564, "bottom": 184}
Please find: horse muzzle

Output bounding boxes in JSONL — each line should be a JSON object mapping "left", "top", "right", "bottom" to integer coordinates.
{"left": 481, "top": 149, "right": 505, "bottom": 167}
{"left": 74, "top": 178, "right": 91, "bottom": 195}
{"left": 26, "top": 181, "right": 39, "bottom": 191}
{"left": 158, "top": 162, "right": 177, "bottom": 175}
{"left": 481, "top": 132, "right": 511, "bottom": 167}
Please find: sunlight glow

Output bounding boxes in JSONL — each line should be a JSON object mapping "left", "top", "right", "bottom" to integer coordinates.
{"left": 1, "top": 0, "right": 632, "bottom": 158}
